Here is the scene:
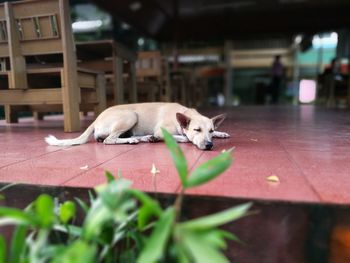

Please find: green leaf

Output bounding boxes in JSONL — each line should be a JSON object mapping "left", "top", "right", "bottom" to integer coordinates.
{"left": 128, "top": 189, "right": 162, "bottom": 215}
{"left": 173, "top": 244, "right": 190, "bottom": 263}
{"left": 186, "top": 151, "right": 232, "bottom": 188}
{"left": 218, "top": 230, "right": 242, "bottom": 244}
{"left": 40, "top": 245, "right": 66, "bottom": 259}
{"left": 138, "top": 206, "right": 155, "bottom": 230}
{"left": 98, "top": 179, "right": 133, "bottom": 209}
{"left": 180, "top": 203, "right": 252, "bottom": 230}
{"left": 0, "top": 207, "right": 35, "bottom": 225}
{"left": 59, "top": 201, "right": 76, "bottom": 224}
{"left": 35, "top": 194, "right": 55, "bottom": 227}
{"left": 83, "top": 179, "right": 133, "bottom": 240}
{"left": 137, "top": 207, "right": 175, "bottom": 263}
{"left": 83, "top": 205, "right": 113, "bottom": 241}
{"left": 53, "top": 224, "right": 82, "bottom": 237}
{"left": 120, "top": 249, "right": 136, "bottom": 263}
{"left": 10, "top": 225, "right": 28, "bottom": 263}
{"left": 181, "top": 231, "right": 229, "bottom": 263}
{"left": 51, "top": 240, "right": 97, "bottom": 263}
{"left": 161, "top": 128, "right": 188, "bottom": 186}
{"left": 193, "top": 229, "right": 231, "bottom": 250}
{"left": 128, "top": 189, "right": 162, "bottom": 229}
{"left": 74, "top": 197, "right": 89, "bottom": 214}
{"left": 88, "top": 190, "right": 96, "bottom": 204}
{"left": 105, "top": 171, "right": 115, "bottom": 183}
{"left": 0, "top": 235, "right": 6, "bottom": 263}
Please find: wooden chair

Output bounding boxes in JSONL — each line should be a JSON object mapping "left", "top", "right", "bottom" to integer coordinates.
{"left": 0, "top": 0, "right": 106, "bottom": 132}
{"left": 136, "top": 51, "right": 170, "bottom": 102}
{"left": 76, "top": 40, "right": 137, "bottom": 106}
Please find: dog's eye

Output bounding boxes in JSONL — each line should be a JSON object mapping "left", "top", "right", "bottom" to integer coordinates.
{"left": 209, "top": 129, "right": 214, "bottom": 133}
{"left": 194, "top": 128, "right": 201, "bottom": 132}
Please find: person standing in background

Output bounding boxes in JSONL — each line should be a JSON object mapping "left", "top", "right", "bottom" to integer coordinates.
{"left": 270, "top": 55, "right": 284, "bottom": 104}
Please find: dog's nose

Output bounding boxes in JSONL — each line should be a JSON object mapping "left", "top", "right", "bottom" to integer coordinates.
{"left": 205, "top": 141, "right": 213, "bottom": 150}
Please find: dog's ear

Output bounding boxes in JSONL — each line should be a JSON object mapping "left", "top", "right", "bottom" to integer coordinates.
{"left": 176, "top": 113, "right": 191, "bottom": 129}
{"left": 212, "top": 114, "right": 226, "bottom": 129}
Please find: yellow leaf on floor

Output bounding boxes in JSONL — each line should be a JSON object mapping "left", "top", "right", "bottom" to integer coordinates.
{"left": 150, "top": 163, "right": 160, "bottom": 175}
{"left": 80, "top": 165, "right": 89, "bottom": 170}
{"left": 267, "top": 175, "right": 280, "bottom": 183}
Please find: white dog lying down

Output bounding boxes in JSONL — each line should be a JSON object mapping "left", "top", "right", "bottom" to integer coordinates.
{"left": 45, "top": 102, "right": 230, "bottom": 150}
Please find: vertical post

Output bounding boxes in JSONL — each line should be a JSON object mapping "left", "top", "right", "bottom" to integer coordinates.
{"left": 114, "top": 55, "right": 124, "bottom": 104}
{"left": 129, "top": 62, "right": 137, "bottom": 103}
{"left": 5, "top": 105, "right": 18, "bottom": 123}
{"left": 4, "top": 2, "right": 27, "bottom": 90}
{"left": 95, "top": 73, "right": 106, "bottom": 116}
{"left": 292, "top": 44, "right": 300, "bottom": 105}
{"left": 33, "top": 112, "right": 44, "bottom": 120}
{"left": 60, "top": 69, "right": 80, "bottom": 132}
{"left": 224, "top": 40, "right": 233, "bottom": 106}
{"left": 348, "top": 55, "right": 350, "bottom": 108}
{"left": 162, "top": 57, "right": 171, "bottom": 102}
{"left": 59, "top": 0, "right": 80, "bottom": 132}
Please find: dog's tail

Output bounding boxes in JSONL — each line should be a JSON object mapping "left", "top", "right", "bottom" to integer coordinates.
{"left": 45, "top": 121, "right": 95, "bottom": 146}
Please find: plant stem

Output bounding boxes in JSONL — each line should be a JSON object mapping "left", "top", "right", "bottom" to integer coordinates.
{"left": 174, "top": 188, "right": 185, "bottom": 222}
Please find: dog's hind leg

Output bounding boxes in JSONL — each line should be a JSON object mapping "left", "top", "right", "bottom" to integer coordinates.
{"left": 103, "top": 111, "right": 139, "bottom": 145}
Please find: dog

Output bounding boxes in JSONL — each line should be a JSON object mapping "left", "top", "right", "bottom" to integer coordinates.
{"left": 45, "top": 102, "right": 230, "bottom": 150}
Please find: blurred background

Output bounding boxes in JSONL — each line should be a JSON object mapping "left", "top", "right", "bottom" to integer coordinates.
{"left": 0, "top": 0, "right": 349, "bottom": 114}
{"left": 70, "top": 0, "right": 349, "bottom": 108}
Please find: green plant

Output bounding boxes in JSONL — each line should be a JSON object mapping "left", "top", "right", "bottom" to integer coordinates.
{"left": 0, "top": 128, "right": 252, "bottom": 263}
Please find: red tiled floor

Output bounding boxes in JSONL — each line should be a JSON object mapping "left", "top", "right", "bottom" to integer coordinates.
{"left": 0, "top": 105, "right": 349, "bottom": 204}
{"left": 287, "top": 149, "right": 350, "bottom": 204}
{"left": 64, "top": 143, "right": 203, "bottom": 194}
{"left": 185, "top": 138, "right": 320, "bottom": 203}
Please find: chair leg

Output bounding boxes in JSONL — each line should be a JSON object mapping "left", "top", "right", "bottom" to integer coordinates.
{"left": 148, "top": 85, "right": 156, "bottom": 102}
{"left": 129, "top": 63, "right": 137, "bottom": 103}
{"left": 5, "top": 105, "right": 18, "bottom": 123}
{"left": 62, "top": 104, "right": 80, "bottom": 132}
{"left": 94, "top": 73, "right": 107, "bottom": 117}
{"left": 33, "top": 111, "right": 44, "bottom": 120}
{"left": 61, "top": 69, "right": 81, "bottom": 132}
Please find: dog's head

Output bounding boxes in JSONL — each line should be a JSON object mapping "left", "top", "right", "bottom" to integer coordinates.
{"left": 176, "top": 112, "right": 226, "bottom": 150}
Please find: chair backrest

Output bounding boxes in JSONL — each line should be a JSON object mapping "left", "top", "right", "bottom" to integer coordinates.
{"left": 9, "top": 0, "right": 66, "bottom": 56}
{"left": 136, "top": 51, "right": 162, "bottom": 78}
{"left": 0, "top": 0, "right": 78, "bottom": 91}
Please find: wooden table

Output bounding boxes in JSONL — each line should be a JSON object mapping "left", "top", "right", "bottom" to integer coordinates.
{"left": 76, "top": 39, "right": 137, "bottom": 105}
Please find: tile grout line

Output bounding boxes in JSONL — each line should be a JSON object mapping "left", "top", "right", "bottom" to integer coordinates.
{"left": 0, "top": 147, "right": 69, "bottom": 170}
{"left": 278, "top": 139, "right": 323, "bottom": 202}
{"left": 60, "top": 144, "right": 147, "bottom": 186}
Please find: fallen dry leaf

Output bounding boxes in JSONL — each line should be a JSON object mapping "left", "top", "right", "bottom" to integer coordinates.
{"left": 221, "top": 147, "right": 235, "bottom": 153}
{"left": 150, "top": 163, "right": 160, "bottom": 175}
{"left": 80, "top": 165, "right": 89, "bottom": 170}
{"left": 267, "top": 175, "right": 280, "bottom": 183}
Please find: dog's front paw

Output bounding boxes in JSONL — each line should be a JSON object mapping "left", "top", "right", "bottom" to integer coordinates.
{"left": 213, "top": 131, "right": 230, "bottom": 138}
{"left": 220, "top": 132, "right": 230, "bottom": 138}
{"left": 148, "top": 135, "right": 160, "bottom": 143}
{"left": 127, "top": 138, "right": 140, "bottom": 144}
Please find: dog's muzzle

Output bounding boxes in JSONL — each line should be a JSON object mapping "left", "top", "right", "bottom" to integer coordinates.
{"left": 204, "top": 141, "right": 213, "bottom": 150}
